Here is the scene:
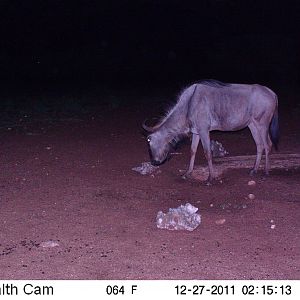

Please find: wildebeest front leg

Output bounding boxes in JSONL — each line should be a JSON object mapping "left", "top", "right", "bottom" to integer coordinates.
{"left": 182, "top": 134, "right": 200, "bottom": 179}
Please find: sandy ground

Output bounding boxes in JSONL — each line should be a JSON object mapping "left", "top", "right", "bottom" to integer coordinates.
{"left": 0, "top": 87, "right": 299, "bottom": 279}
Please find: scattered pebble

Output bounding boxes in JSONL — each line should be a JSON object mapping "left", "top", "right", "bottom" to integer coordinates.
{"left": 210, "top": 203, "right": 214, "bottom": 207}
{"left": 45, "top": 146, "right": 52, "bottom": 150}
{"left": 248, "top": 193, "right": 255, "bottom": 200}
{"left": 39, "top": 241, "right": 59, "bottom": 248}
{"left": 220, "top": 202, "right": 247, "bottom": 210}
{"left": 270, "top": 220, "right": 276, "bottom": 229}
{"left": 215, "top": 218, "right": 226, "bottom": 225}
{"left": 247, "top": 180, "right": 256, "bottom": 186}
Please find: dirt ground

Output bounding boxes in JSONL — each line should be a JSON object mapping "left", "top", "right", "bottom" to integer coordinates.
{"left": 0, "top": 86, "right": 299, "bottom": 280}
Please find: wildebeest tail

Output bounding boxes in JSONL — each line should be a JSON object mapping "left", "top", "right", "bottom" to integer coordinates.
{"left": 269, "top": 100, "right": 279, "bottom": 150}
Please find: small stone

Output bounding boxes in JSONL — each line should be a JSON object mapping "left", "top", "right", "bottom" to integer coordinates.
{"left": 248, "top": 193, "right": 255, "bottom": 200}
{"left": 248, "top": 180, "right": 256, "bottom": 186}
{"left": 215, "top": 218, "right": 226, "bottom": 225}
{"left": 39, "top": 241, "right": 59, "bottom": 248}
{"left": 271, "top": 224, "right": 276, "bottom": 229}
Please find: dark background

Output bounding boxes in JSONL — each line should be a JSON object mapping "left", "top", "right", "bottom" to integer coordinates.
{"left": 0, "top": 0, "right": 299, "bottom": 95}
{"left": 1, "top": 1, "right": 300, "bottom": 282}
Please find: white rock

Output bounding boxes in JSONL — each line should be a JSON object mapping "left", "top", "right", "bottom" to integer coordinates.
{"left": 156, "top": 203, "right": 201, "bottom": 231}
{"left": 132, "top": 162, "right": 159, "bottom": 175}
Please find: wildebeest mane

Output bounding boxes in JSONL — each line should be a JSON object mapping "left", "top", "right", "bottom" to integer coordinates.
{"left": 198, "top": 79, "right": 230, "bottom": 88}
{"left": 151, "top": 79, "right": 229, "bottom": 134}
{"left": 163, "top": 80, "right": 229, "bottom": 125}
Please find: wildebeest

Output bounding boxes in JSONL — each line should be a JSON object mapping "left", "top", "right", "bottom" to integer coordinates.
{"left": 143, "top": 80, "right": 279, "bottom": 181}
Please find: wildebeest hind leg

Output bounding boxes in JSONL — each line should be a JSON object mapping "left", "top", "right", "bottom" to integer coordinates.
{"left": 200, "top": 131, "right": 214, "bottom": 181}
{"left": 248, "top": 123, "right": 263, "bottom": 175}
{"left": 257, "top": 124, "right": 272, "bottom": 175}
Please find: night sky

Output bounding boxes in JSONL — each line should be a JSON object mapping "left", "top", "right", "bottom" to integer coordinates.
{"left": 0, "top": 0, "right": 299, "bottom": 87}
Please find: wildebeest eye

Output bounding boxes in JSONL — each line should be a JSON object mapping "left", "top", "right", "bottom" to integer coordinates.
{"left": 147, "top": 137, "right": 151, "bottom": 143}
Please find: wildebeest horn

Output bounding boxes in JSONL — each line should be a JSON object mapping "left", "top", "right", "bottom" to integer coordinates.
{"left": 142, "top": 118, "right": 160, "bottom": 133}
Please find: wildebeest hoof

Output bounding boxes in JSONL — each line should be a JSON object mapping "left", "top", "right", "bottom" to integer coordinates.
{"left": 205, "top": 180, "right": 212, "bottom": 186}
{"left": 262, "top": 172, "right": 270, "bottom": 180}
{"left": 205, "top": 176, "right": 219, "bottom": 185}
{"left": 182, "top": 172, "right": 192, "bottom": 180}
{"left": 249, "top": 169, "right": 257, "bottom": 176}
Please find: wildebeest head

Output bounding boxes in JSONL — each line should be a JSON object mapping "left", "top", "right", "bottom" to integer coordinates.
{"left": 143, "top": 119, "right": 177, "bottom": 166}
{"left": 146, "top": 131, "right": 173, "bottom": 165}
